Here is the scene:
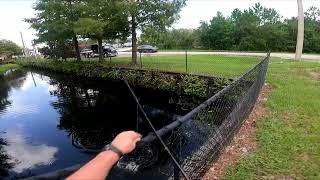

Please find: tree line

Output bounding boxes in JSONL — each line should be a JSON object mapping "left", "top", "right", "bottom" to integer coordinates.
{"left": 141, "top": 3, "right": 320, "bottom": 53}
{"left": 0, "top": 40, "right": 22, "bottom": 58}
{"left": 26, "top": 0, "right": 186, "bottom": 64}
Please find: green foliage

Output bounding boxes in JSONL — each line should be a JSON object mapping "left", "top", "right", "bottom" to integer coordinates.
{"left": 182, "top": 75, "right": 207, "bottom": 97}
{"left": 38, "top": 41, "right": 76, "bottom": 60}
{"left": 0, "top": 40, "right": 22, "bottom": 57}
{"left": 26, "top": 0, "right": 84, "bottom": 60}
{"left": 145, "top": 3, "right": 320, "bottom": 53}
{"left": 26, "top": 0, "right": 79, "bottom": 43}
{"left": 127, "top": 0, "right": 187, "bottom": 64}
{"left": 74, "top": 0, "right": 129, "bottom": 40}
{"left": 128, "top": 0, "right": 187, "bottom": 32}
{"left": 199, "top": 12, "right": 235, "bottom": 50}
{"left": 74, "top": 18, "right": 106, "bottom": 39}
{"left": 17, "top": 59, "right": 231, "bottom": 97}
{"left": 73, "top": 0, "right": 129, "bottom": 61}
{"left": 0, "top": 64, "right": 21, "bottom": 74}
{"left": 141, "top": 28, "right": 198, "bottom": 49}
{"left": 197, "top": 4, "right": 320, "bottom": 53}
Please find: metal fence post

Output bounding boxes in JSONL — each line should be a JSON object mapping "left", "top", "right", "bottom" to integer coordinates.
{"left": 140, "top": 52, "right": 142, "bottom": 69}
{"left": 185, "top": 50, "right": 188, "bottom": 73}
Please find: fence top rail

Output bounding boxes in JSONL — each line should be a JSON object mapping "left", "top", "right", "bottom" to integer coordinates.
{"left": 139, "top": 53, "right": 270, "bottom": 145}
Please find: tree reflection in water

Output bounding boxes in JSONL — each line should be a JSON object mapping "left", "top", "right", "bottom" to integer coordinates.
{"left": 0, "top": 70, "right": 27, "bottom": 178}
{"left": 0, "top": 136, "right": 12, "bottom": 178}
{"left": 44, "top": 71, "right": 199, "bottom": 152}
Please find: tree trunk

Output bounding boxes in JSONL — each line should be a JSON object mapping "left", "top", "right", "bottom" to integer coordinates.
{"left": 98, "top": 38, "right": 104, "bottom": 61}
{"left": 73, "top": 36, "right": 81, "bottom": 61}
{"left": 131, "top": 15, "right": 138, "bottom": 65}
{"left": 295, "top": 0, "right": 304, "bottom": 60}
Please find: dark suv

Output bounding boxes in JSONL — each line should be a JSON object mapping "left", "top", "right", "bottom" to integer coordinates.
{"left": 91, "top": 45, "right": 118, "bottom": 57}
{"left": 137, "top": 45, "right": 158, "bottom": 53}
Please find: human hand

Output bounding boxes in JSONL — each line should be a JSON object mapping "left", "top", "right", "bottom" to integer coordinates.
{"left": 111, "top": 131, "right": 142, "bottom": 154}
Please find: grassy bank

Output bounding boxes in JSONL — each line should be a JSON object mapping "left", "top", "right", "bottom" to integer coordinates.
{"left": 226, "top": 60, "right": 320, "bottom": 179}
{"left": 0, "top": 64, "right": 20, "bottom": 74}
{"left": 17, "top": 59, "right": 231, "bottom": 98}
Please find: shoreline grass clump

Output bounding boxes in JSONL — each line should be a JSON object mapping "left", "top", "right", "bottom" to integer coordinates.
{"left": 0, "top": 64, "right": 21, "bottom": 74}
{"left": 17, "top": 59, "right": 231, "bottom": 98}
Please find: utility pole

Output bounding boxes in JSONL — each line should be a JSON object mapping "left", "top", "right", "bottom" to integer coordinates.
{"left": 295, "top": 0, "right": 304, "bottom": 60}
{"left": 20, "top": 32, "right": 27, "bottom": 57}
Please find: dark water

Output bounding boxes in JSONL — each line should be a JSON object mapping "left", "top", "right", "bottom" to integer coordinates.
{"left": 0, "top": 69, "right": 203, "bottom": 179}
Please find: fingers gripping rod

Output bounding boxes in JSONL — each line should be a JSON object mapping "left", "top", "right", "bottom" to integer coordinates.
{"left": 123, "top": 80, "right": 190, "bottom": 180}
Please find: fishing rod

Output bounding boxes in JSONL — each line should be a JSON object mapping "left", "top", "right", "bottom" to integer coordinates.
{"left": 123, "top": 79, "right": 190, "bottom": 180}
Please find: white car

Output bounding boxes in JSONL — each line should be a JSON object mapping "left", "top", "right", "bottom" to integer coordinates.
{"left": 80, "top": 48, "right": 94, "bottom": 58}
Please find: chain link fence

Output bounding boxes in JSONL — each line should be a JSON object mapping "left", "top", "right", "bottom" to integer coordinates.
{"left": 25, "top": 53, "right": 269, "bottom": 180}
{"left": 108, "top": 53, "right": 270, "bottom": 179}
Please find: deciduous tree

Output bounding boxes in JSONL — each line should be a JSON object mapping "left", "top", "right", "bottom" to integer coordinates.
{"left": 0, "top": 39, "right": 22, "bottom": 57}
{"left": 26, "top": 0, "right": 83, "bottom": 61}
{"left": 126, "top": 0, "right": 186, "bottom": 65}
{"left": 73, "top": 0, "right": 129, "bottom": 61}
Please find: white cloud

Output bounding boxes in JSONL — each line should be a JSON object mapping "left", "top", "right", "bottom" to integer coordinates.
{"left": 4, "top": 128, "right": 58, "bottom": 173}
{"left": 0, "top": 0, "right": 36, "bottom": 48}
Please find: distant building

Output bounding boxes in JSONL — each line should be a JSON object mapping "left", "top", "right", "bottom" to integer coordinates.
{"left": 0, "top": 53, "right": 8, "bottom": 61}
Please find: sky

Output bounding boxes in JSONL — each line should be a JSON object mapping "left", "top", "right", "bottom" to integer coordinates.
{"left": 0, "top": 0, "right": 320, "bottom": 48}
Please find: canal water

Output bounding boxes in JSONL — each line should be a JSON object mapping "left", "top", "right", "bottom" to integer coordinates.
{"left": 0, "top": 69, "right": 203, "bottom": 179}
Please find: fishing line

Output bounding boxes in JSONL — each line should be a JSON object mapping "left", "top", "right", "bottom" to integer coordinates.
{"left": 123, "top": 79, "right": 190, "bottom": 180}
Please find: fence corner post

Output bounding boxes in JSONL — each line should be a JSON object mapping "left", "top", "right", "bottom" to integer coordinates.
{"left": 267, "top": 51, "right": 271, "bottom": 58}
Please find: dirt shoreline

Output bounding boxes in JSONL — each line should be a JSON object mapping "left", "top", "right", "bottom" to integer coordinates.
{"left": 202, "top": 83, "right": 272, "bottom": 180}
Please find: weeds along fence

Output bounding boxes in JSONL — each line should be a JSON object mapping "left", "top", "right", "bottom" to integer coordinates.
{"left": 25, "top": 54, "right": 269, "bottom": 180}
{"left": 114, "top": 53, "right": 270, "bottom": 180}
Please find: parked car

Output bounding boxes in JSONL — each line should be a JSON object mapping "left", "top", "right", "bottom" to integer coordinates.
{"left": 81, "top": 45, "right": 118, "bottom": 58}
{"left": 80, "top": 48, "right": 93, "bottom": 58}
{"left": 137, "top": 45, "right": 158, "bottom": 53}
{"left": 103, "top": 45, "right": 118, "bottom": 57}
{"left": 123, "top": 42, "right": 132, "bottom": 47}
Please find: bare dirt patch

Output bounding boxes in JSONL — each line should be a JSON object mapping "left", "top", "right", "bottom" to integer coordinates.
{"left": 202, "top": 83, "right": 272, "bottom": 180}
{"left": 309, "top": 71, "right": 320, "bottom": 80}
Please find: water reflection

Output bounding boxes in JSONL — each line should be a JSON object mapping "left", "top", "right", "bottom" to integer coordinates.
{"left": 4, "top": 128, "right": 58, "bottom": 173}
{"left": 45, "top": 71, "right": 182, "bottom": 150}
{"left": 0, "top": 69, "right": 203, "bottom": 178}
{"left": 0, "top": 134, "right": 12, "bottom": 178}
{"left": 0, "top": 70, "right": 28, "bottom": 178}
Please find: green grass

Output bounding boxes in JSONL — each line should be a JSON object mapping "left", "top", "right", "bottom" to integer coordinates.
{"left": 0, "top": 63, "right": 20, "bottom": 74}
{"left": 225, "top": 60, "right": 320, "bottom": 179}
{"left": 82, "top": 54, "right": 261, "bottom": 78}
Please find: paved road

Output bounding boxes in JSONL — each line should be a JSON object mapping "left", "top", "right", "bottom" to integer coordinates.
{"left": 118, "top": 51, "right": 320, "bottom": 62}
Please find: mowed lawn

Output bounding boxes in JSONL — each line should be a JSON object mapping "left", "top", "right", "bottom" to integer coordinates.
{"left": 10, "top": 55, "right": 320, "bottom": 178}
{"left": 226, "top": 59, "right": 320, "bottom": 179}
{"left": 91, "top": 54, "right": 261, "bottom": 78}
